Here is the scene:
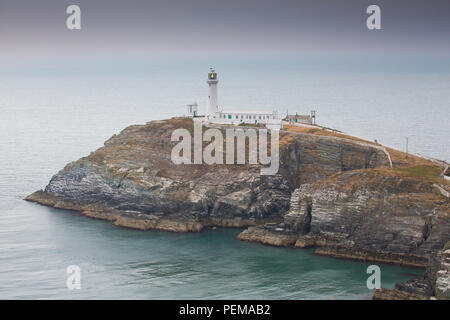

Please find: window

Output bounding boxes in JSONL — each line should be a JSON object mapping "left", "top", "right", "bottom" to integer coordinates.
{"left": 228, "top": 115, "right": 232, "bottom": 119}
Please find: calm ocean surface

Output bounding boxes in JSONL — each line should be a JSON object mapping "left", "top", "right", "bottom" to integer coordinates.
{"left": 0, "top": 57, "right": 447, "bottom": 299}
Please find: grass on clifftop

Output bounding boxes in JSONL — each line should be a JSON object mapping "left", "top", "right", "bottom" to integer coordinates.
{"left": 395, "top": 165, "right": 445, "bottom": 181}
{"left": 284, "top": 123, "right": 447, "bottom": 182}
{"left": 394, "top": 165, "right": 442, "bottom": 178}
{"left": 284, "top": 124, "right": 378, "bottom": 146}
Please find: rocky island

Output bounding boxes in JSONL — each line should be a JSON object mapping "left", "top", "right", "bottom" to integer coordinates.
{"left": 26, "top": 118, "right": 450, "bottom": 300}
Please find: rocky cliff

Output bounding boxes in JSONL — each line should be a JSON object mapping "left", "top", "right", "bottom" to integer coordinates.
{"left": 238, "top": 169, "right": 449, "bottom": 262}
{"left": 26, "top": 118, "right": 389, "bottom": 231}
{"left": 26, "top": 118, "right": 449, "bottom": 299}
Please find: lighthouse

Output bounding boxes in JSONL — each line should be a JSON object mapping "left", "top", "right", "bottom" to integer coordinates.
{"left": 207, "top": 68, "right": 219, "bottom": 117}
{"left": 200, "top": 67, "right": 282, "bottom": 130}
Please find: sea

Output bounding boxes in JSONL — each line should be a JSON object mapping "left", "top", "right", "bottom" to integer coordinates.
{"left": 0, "top": 56, "right": 448, "bottom": 299}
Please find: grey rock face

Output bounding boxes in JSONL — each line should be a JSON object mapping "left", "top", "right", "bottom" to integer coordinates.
{"left": 275, "top": 170, "right": 449, "bottom": 258}
{"left": 435, "top": 244, "right": 450, "bottom": 299}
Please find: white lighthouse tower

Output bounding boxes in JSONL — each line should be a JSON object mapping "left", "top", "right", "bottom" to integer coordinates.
{"left": 207, "top": 68, "right": 219, "bottom": 117}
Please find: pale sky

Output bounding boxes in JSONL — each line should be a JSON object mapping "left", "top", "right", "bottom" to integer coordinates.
{"left": 0, "top": 0, "right": 449, "bottom": 59}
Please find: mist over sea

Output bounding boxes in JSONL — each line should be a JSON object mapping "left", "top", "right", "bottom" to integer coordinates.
{"left": 0, "top": 56, "right": 446, "bottom": 299}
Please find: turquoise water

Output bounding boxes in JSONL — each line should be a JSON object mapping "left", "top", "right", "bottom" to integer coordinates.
{"left": 1, "top": 57, "right": 444, "bottom": 299}
{"left": 0, "top": 207, "right": 422, "bottom": 299}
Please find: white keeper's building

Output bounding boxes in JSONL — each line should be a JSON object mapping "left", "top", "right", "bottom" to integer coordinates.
{"left": 188, "top": 68, "right": 282, "bottom": 130}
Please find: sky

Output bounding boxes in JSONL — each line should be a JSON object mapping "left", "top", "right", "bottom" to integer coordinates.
{"left": 0, "top": 0, "right": 449, "bottom": 61}
{"left": 0, "top": 0, "right": 448, "bottom": 162}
